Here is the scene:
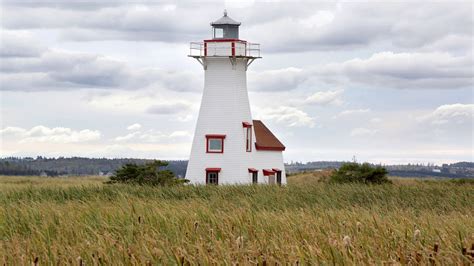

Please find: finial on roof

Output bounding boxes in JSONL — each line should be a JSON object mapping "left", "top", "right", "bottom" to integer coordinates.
{"left": 211, "top": 10, "right": 241, "bottom": 26}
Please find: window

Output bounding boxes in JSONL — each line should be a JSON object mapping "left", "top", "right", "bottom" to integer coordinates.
{"left": 206, "top": 168, "right": 220, "bottom": 185}
{"left": 209, "top": 139, "right": 222, "bottom": 151}
{"left": 242, "top": 122, "right": 252, "bottom": 152}
{"left": 246, "top": 127, "right": 252, "bottom": 152}
{"left": 207, "top": 171, "right": 219, "bottom": 184}
{"left": 252, "top": 172, "right": 258, "bottom": 183}
{"left": 214, "top": 28, "right": 223, "bottom": 38}
{"left": 248, "top": 168, "right": 258, "bottom": 183}
{"left": 273, "top": 168, "right": 282, "bottom": 185}
{"left": 206, "top": 134, "right": 225, "bottom": 153}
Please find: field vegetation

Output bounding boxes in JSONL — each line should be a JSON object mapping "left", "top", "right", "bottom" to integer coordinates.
{"left": 1, "top": 173, "right": 473, "bottom": 264}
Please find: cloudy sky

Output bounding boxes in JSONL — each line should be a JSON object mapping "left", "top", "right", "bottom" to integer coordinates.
{"left": 0, "top": 0, "right": 473, "bottom": 164}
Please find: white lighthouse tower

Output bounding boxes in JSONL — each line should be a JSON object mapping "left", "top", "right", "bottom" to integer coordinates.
{"left": 186, "top": 11, "right": 286, "bottom": 185}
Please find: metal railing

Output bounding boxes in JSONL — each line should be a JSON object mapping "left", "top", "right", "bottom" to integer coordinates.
{"left": 190, "top": 42, "right": 205, "bottom": 56}
{"left": 189, "top": 41, "right": 261, "bottom": 57}
{"left": 246, "top": 43, "right": 260, "bottom": 57}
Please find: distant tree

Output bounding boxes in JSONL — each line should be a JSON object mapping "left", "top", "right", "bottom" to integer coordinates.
{"left": 108, "top": 160, "right": 188, "bottom": 186}
{"left": 330, "top": 162, "right": 390, "bottom": 184}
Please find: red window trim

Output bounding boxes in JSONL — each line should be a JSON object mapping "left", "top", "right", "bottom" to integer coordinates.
{"left": 205, "top": 134, "right": 226, "bottom": 138}
{"left": 248, "top": 168, "right": 258, "bottom": 173}
{"left": 272, "top": 168, "right": 282, "bottom": 172}
{"left": 206, "top": 168, "right": 221, "bottom": 172}
{"left": 246, "top": 127, "right": 252, "bottom": 153}
{"left": 263, "top": 169, "right": 275, "bottom": 176}
{"left": 243, "top": 122, "right": 253, "bottom": 152}
{"left": 255, "top": 143, "right": 285, "bottom": 151}
{"left": 205, "top": 168, "right": 220, "bottom": 184}
{"left": 242, "top": 122, "right": 252, "bottom": 128}
{"left": 206, "top": 134, "right": 225, "bottom": 153}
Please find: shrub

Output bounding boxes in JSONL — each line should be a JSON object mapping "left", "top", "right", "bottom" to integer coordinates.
{"left": 330, "top": 162, "right": 390, "bottom": 184}
{"left": 108, "top": 160, "right": 188, "bottom": 186}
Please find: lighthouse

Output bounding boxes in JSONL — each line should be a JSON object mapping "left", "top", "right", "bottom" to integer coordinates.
{"left": 186, "top": 11, "right": 286, "bottom": 185}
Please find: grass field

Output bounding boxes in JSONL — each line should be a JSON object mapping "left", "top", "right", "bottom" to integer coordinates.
{"left": 1, "top": 174, "right": 473, "bottom": 264}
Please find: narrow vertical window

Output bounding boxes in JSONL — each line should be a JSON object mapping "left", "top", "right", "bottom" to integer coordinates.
{"left": 248, "top": 168, "right": 258, "bottom": 183}
{"left": 273, "top": 168, "right": 282, "bottom": 185}
{"left": 246, "top": 127, "right": 252, "bottom": 152}
{"left": 242, "top": 122, "right": 252, "bottom": 152}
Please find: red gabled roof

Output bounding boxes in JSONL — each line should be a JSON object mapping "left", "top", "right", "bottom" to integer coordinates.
{"left": 253, "top": 120, "right": 285, "bottom": 151}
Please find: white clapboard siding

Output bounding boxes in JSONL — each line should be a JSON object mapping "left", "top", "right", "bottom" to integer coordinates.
{"left": 186, "top": 52, "right": 286, "bottom": 185}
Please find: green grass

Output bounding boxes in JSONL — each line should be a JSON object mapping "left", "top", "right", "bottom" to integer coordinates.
{"left": 1, "top": 175, "right": 473, "bottom": 264}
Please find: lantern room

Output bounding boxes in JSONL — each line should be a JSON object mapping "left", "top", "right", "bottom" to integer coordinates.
{"left": 211, "top": 10, "right": 241, "bottom": 39}
{"left": 189, "top": 10, "right": 261, "bottom": 60}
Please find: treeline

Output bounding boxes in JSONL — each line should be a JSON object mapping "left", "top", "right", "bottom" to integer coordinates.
{"left": 1, "top": 157, "right": 472, "bottom": 178}
{"left": 389, "top": 170, "right": 466, "bottom": 178}
{"left": 448, "top": 162, "right": 474, "bottom": 168}
{"left": 286, "top": 161, "right": 474, "bottom": 178}
{"left": 0, "top": 157, "right": 188, "bottom": 177}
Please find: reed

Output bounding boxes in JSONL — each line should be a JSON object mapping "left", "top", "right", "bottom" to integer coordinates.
{"left": 1, "top": 175, "right": 473, "bottom": 264}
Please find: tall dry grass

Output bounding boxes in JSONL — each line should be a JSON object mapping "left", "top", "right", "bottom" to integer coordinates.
{"left": 1, "top": 175, "right": 473, "bottom": 264}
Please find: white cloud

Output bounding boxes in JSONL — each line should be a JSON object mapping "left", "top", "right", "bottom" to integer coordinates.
{"left": 246, "top": 2, "right": 472, "bottom": 53}
{"left": 114, "top": 129, "right": 191, "bottom": 143}
{"left": 253, "top": 51, "right": 472, "bottom": 94}
{"left": 304, "top": 89, "right": 343, "bottom": 106}
{"left": 146, "top": 102, "right": 193, "bottom": 115}
{"left": 418, "top": 103, "right": 474, "bottom": 125}
{"left": 177, "top": 114, "right": 194, "bottom": 122}
{"left": 350, "top": 127, "right": 378, "bottom": 137}
{"left": 255, "top": 106, "right": 315, "bottom": 128}
{"left": 334, "top": 109, "right": 371, "bottom": 118}
{"left": 421, "top": 35, "right": 473, "bottom": 54}
{"left": 86, "top": 90, "right": 196, "bottom": 118}
{"left": 0, "top": 31, "right": 46, "bottom": 57}
{"left": 1, "top": 49, "right": 130, "bottom": 89}
{"left": 321, "top": 52, "right": 473, "bottom": 90}
{"left": 248, "top": 67, "right": 306, "bottom": 91}
{"left": 0, "top": 126, "right": 27, "bottom": 136}
{"left": 1, "top": 2, "right": 471, "bottom": 56}
{"left": 114, "top": 131, "right": 143, "bottom": 142}
{"left": 1, "top": 3, "right": 213, "bottom": 42}
{"left": 169, "top": 130, "right": 191, "bottom": 138}
{"left": 0, "top": 125, "right": 101, "bottom": 143}
{"left": 0, "top": 45, "right": 200, "bottom": 92}
{"left": 370, "top": 118, "right": 382, "bottom": 124}
{"left": 127, "top": 123, "right": 142, "bottom": 131}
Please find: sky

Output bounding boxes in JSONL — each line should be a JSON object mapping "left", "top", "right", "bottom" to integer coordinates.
{"left": 0, "top": 0, "right": 473, "bottom": 165}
